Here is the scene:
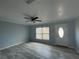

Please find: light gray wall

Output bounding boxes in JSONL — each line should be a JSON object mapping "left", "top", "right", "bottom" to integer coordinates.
{"left": 29, "top": 20, "right": 76, "bottom": 48}
{"left": 75, "top": 19, "right": 79, "bottom": 53}
{"left": 55, "top": 22, "right": 75, "bottom": 48}
{"left": 0, "top": 21, "right": 29, "bottom": 49}
{"left": 29, "top": 24, "right": 55, "bottom": 45}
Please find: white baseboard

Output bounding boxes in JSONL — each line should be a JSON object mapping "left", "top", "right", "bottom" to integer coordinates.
{"left": 0, "top": 42, "right": 25, "bottom": 51}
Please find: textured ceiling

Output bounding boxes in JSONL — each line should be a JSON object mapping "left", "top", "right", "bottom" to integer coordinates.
{"left": 0, "top": 0, "right": 79, "bottom": 25}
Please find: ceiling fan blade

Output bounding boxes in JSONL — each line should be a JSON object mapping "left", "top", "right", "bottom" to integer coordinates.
{"left": 35, "top": 20, "right": 42, "bottom": 22}
{"left": 31, "top": 17, "right": 39, "bottom": 21}
{"left": 24, "top": 17, "right": 30, "bottom": 19}
{"left": 34, "top": 17, "right": 39, "bottom": 19}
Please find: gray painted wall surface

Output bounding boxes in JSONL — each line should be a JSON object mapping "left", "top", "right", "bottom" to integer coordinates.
{"left": 29, "top": 24, "right": 55, "bottom": 45}
{"left": 0, "top": 21, "right": 29, "bottom": 49}
{"left": 75, "top": 19, "right": 79, "bottom": 53}
{"left": 29, "top": 21, "right": 76, "bottom": 48}
{"left": 55, "top": 23, "right": 75, "bottom": 48}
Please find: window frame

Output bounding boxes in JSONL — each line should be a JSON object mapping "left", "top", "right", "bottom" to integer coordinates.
{"left": 36, "top": 27, "right": 49, "bottom": 40}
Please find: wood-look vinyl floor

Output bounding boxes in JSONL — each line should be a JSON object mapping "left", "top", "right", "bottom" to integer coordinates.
{"left": 0, "top": 42, "right": 79, "bottom": 59}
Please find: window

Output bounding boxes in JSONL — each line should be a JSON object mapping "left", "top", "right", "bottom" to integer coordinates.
{"left": 58, "top": 27, "right": 64, "bottom": 38}
{"left": 36, "top": 27, "right": 49, "bottom": 40}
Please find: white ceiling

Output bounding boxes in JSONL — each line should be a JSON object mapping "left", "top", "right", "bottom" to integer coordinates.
{"left": 0, "top": 0, "right": 79, "bottom": 25}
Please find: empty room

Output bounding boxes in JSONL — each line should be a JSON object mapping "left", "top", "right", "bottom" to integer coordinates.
{"left": 0, "top": 0, "right": 79, "bottom": 59}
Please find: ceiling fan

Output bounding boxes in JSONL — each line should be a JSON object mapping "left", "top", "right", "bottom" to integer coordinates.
{"left": 24, "top": 14, "right": 42, "bottom": 23}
